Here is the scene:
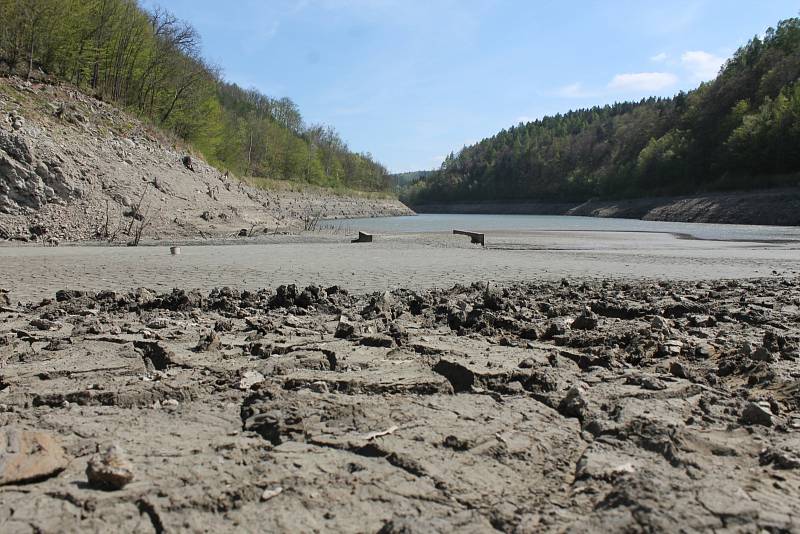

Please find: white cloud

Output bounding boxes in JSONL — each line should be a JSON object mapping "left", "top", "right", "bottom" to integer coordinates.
{"left": 556, "top": 82, "right": 594, "bottom": 98}
{"left": 650, "top": 52, "right": 668, "bottom": 63}
{"left": 608, "top": 72, "right": 678, "bottom": 92}
{"left": 681, "top": 50, "right": 725, "bottom": 82}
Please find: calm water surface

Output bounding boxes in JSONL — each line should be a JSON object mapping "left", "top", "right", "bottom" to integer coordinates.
{"left": 337, "top": 214, "right": 800, "bottom": 242}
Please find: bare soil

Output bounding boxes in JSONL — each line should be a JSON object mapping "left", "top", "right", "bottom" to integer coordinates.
{"left": 1, "top": 277, "right": 800, "bottom": 532}
{"left": 0, "top": 76, "right": 411, "bottom": 245}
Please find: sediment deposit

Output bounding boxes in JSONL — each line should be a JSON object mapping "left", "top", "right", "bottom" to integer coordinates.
{"left": 1, "top": 277, "right": 799, "bottom": 531}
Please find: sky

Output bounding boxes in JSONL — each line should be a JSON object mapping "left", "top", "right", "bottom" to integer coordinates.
{"left": 143, "top": 0, "right": 799, "bottom": 173}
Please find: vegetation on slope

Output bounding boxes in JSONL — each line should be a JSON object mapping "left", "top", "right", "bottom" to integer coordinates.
{"left": 0, "top": 0, "right": 390, "bottom": 192}
{"left": 403, "top": 17, "right": 800, "bottom": 204}
{"left": 389, "top": 170, "right": 434, "bottom": 191}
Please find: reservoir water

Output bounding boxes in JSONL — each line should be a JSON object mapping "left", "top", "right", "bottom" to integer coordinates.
{"left": 336, "top": 213, "right": 800, "bottom": 242}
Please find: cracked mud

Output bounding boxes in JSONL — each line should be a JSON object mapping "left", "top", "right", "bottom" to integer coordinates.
{"left": 1, "top": 278, "right": 800, "bottom": 532}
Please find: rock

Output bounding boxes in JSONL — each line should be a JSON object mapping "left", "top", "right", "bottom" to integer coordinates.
{"left": 519, "top": 326, "right": 540, "bottom": 340}
{"left": 659, "top": 339, "right": 683, "bottom": 356}
{"left": 483, "top": 286, "right": 505, "bottom": 311}
{"left": 387, "top": 322, "right": 408, "bottom": 346}
{"left": 55, "top": 289, "right": 86, "bottom": 302}
{"left": 763, "top": 329, "right": 787, "bottom": 353}
{"left": 542, "top": 320, "right": 567, "bottom": 340}
{"left": 359, "top": 334, "right": 395, "bottom": 348}
{"left": 261, "top": 486, "right": 283, "bottom": 501}
{"left": 626, "top": 374, "right": 668, "bottom": 390}
{"left": 134, "top": 341, "right": 178, "bottom": 371}
{"left": 571, "top": 309, "right": 598, "bottom": 330}
{"left": 368, "top": 291, "right": 397, "bottom": 317}
{"left": 86, "top": 444, "right": 134, "bottom": 490}
{"left": 0, "top": 429, "right": 69, "bottom": 486}
{"left": 558, "top": 385, "right": 588, "bottom": 419}
{"left": 161, "top": 288, "right": 204, "bottom": 311}
{"left": 270, "top": 284, "right": 298, "bottom": 308}
{"left": 651, "top": 316, "right": 671, "bottom": 331}
{"left": 695, "top": 343, "right": 716, "bottom": 359}
{"left": 146, "top": 317, "right": 171, "bottom": 330}
{"left": 133, "top": 287, "right": 156, "bottom": 305}
{"left": 30, "top": 318, "right": 60, "bottom": 331}
{"left": 740, "top": 401, "right": 774, "bottom": 427}
{"left": 518, "top": 357, "right": 536, "bottom": 369}
{"left": 446, "top": 307, "right": 467, "bottom": 330}
{"left": 239, "top": 370, "right": 265, "bottom": 390}
{"left": 687, "top": 314, "right": 716, "bottom": 327}
{"left": 739, "top": 342, "right": 755, "bottom": 358}
{"left": 194, "top": 331, "right": 221, "bottom": 352}
{"left": 669, "top": 361, "right": 691, "bottom": 379}
{"left": 214, "top": 319, "right": 234, "bottom": 332}
{"left": 295, "top": 289, "right": 317, "bottom": 309}
{"left": 643, "top": 376, "right": 667, "bottom": 391}
{"left": 334, "top": 316, "right": 356, "bottom": 338}
{"left": 751, "top": 346, "right": 775, "bottom": 363}
{"left": 759, "top": 448, "right": 800, "bottom": 470}
{"left": 310, "top": 381, "right": 329, "bottom": 393}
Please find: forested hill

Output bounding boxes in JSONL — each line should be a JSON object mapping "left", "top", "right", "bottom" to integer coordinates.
{"left": 389, "top": 170, "right": 435, "bottom": 189}
{"left": 0, "top": 0, "right": 390, "bottom": 192}
{"left": 403, "top": 17, "right": 800, "bottom": 205}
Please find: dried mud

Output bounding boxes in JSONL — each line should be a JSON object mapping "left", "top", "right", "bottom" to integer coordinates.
{"left": 2, "top": 278, "right": 800, "bottom": 532}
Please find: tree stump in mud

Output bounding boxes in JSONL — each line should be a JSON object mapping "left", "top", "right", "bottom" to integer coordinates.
{"left": 453, "top": 229, "right": 485, "bottom": 246}
{"left": 351, "top": 231, "right": 373, "bottom": 243}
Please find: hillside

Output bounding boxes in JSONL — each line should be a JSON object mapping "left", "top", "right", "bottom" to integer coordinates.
{"left": 403, "top": 17, "right": 800, "bottom": 211}
{"left": 0, "top": 0, "right": 391, "bottom": 193}
{"left": 0, "top": 76, "right": 410, "bottom": 243}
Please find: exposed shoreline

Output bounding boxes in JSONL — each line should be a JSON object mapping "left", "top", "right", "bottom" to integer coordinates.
{"left": 0, "top": 76, "right": 412, "bottom": 244}
{"left": 2, "top": 277, "right": 799, "bottom": 531}
{"left": 409, "top": 186, "right": 800, "bottom": 226}
{"left": 2, "top": 229, "right": 798, "bottom": 304}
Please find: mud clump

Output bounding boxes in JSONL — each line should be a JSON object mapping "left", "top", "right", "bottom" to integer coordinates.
{"left": 86, "top": 444, "right": 135, "bottom": 490}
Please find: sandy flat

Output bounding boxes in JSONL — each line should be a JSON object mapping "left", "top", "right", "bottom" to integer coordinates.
{"left": 1, "top": 230, "right": 798, "bottom": 302}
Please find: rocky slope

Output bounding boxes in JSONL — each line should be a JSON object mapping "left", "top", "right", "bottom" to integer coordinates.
{"left": 411, "top": 187, "right": 800, "bottom": 226}
{"left": 1, "top": 278, "right": 799, "bottom": 531}
{"left": 0, "top": 76, "right": 411, "bottom": 244}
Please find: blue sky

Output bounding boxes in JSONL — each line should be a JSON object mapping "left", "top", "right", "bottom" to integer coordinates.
{"left": 144, "top": 0, "right": 799, "bottom": 173}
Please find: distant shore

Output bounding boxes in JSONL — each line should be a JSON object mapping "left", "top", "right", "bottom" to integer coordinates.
{"left": 409, "top": 187, "right": 800, "bottom": 226}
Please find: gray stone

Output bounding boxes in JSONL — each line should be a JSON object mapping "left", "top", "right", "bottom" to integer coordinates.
{"left": 740, "top": 401, "right": 774, "bottom": 427}
{"left": 86, "top": 444, "right": 134, "bottom": 490}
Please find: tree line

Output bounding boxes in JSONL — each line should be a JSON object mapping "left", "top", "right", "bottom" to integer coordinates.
{"left": 0, "top": 0, "right": 390, "bottom": 192}
{"left": 403, "top": 17, "right": 800, "bottom": 204}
